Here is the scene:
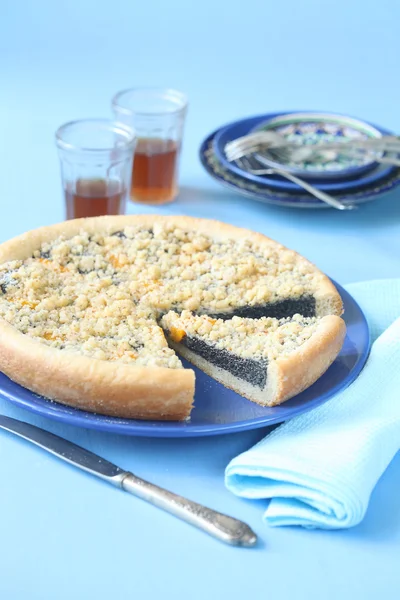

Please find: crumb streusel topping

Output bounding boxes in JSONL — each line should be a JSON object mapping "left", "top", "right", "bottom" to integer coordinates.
{"left": 161, "top": 311, "right": 319, "bottom": 361}
{"left": 0, "top": 224, "right": 324, "bottom": 367}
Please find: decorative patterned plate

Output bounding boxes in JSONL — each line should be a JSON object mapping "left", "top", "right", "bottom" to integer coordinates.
{"left": 251, "top": 111, "right": 383, "bottom": 180}
{"left": 0, "top": 284, "right": 369, "bottom": 437}
{"left": 213, "top": 113, "right": 394, "bottom": 193}
{"left": 202, "top": 128, "right": 400, "bottom": 209}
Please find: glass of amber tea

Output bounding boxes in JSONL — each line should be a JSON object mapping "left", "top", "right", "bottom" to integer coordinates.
{"left": 112, "top": 88, "right": 188, "bottom": 205}
{"left": 56, "top": 119, "right": 136, "bottom": 219}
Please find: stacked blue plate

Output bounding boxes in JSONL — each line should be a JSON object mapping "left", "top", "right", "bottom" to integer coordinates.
{"left": 199, "top": 111, "right": 400, "bottom": 208}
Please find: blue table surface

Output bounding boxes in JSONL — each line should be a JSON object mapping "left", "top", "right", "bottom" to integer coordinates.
{"left": 1, "top": 1, "right": 400, "bottom": 598}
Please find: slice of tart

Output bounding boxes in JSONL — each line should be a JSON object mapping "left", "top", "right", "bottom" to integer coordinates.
{"left": 161, "top": 311, "right": 346, "bottom": 407}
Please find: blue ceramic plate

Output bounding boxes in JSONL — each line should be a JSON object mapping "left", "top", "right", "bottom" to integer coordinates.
{"left": 201, "top": 128, "right": 400, "bottom": 208}
{"left": 251, "top": 111, "right": 383, "bottom": 181}
{"left": 0, "top": 283, "right": 369, "bottom": 437}
{"left": 213, "top": 113, "right": 394, "bottom": 193}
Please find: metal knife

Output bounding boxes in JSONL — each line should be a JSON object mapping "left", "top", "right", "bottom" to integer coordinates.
{"left": 0, "top": 414, "right": 257, "bottom": 547}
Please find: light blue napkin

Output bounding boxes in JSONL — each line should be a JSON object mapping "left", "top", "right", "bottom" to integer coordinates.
{"left": 225, "top": 279, "right": 400, "bottom": 529}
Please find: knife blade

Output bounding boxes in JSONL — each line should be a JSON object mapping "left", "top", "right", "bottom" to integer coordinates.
{"left": 0, "top": 414, "right": 257, "bottom": 547}
{"left": 0, "top": 414, "right": 124, "bottom": 480}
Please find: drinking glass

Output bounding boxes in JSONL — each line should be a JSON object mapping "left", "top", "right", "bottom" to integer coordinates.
{"left": 112, "top": 88, "right": 188, "bottom": 205}
{"left": 56, "top": 118, "right": 136, "bottom": 219}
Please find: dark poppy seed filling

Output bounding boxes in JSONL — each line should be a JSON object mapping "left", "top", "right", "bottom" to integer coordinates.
{"left": 0, "top": 272, "right": 17, "bottom": 295}
{"left": 181, "top": 335, "right": 267, "bottom": 388}
{"left": 203, "top": 295, "right": 316, "bottom": 321}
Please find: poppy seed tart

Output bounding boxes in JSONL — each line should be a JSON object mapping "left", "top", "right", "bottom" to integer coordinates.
{"left": 0, "top": 215, "right": 344, "bottom": 420}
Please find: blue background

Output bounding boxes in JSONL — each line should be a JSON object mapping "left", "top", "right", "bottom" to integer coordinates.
{"left": 1, "top": 0, "right": 400, "bottom": 598}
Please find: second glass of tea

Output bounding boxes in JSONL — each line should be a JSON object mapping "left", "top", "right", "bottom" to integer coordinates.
{"left": 112, "top": 88, "right": 188, "bottom": 205}
{"left": 56, "top": 119, "right": 136, "bottom": 220}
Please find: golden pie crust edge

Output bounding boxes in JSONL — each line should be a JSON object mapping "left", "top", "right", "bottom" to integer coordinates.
{"left": 0, "top": 215, "right": 344, "bottom": 420}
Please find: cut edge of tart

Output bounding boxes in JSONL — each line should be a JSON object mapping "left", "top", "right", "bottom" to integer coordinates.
{"left": 161, "top": 311, "right": 346, "bottom": 408}
{"left": 0, "top": 214, "right": 345, "bottom": 420}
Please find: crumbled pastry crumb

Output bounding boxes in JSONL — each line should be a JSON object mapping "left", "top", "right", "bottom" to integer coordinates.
{"left": 0, "top": 225, "right": 323, "bottom": 367}
{"left": 161, "top": 310, "right": 319, "bottom": 361}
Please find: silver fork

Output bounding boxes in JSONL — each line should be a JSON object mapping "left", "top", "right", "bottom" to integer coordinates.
{"left": 225, "top": 132, "right": 400, "bottom": 163}
{"left": 225, "top": 132, "right": 284, "bottom": 162}
{"left": 263, "top": 145, "right": 400, "bottom": 168}
{"left": 237, "top": 157, "right": 357, "bottom": 211}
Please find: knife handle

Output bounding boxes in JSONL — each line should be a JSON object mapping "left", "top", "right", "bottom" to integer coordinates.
{"left": 120, "top": 473, "right": 257, "bottom": 547}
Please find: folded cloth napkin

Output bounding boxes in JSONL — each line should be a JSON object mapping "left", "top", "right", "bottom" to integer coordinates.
{"left": 225, "top": 279, "right": 400, "bottom": 529}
